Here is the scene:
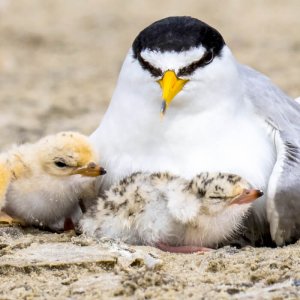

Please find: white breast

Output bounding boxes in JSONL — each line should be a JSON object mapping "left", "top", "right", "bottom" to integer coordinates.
{"left": 4, "top": 175, "right": 81, "bottom": 226}
{"left": 92, "top": 100, "right": 275, "bottom": 193}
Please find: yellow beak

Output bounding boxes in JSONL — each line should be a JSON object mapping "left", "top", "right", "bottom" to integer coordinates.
{"left": 72, "top": 162, "right": 106, "bottom": 177}
{"left": 157, "top": 70, "right": 189, "bottom": 115}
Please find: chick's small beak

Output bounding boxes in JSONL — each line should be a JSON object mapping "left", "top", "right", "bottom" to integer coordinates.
{"left": 230, "top": 189, "right": 264, "bottom": 205}
{"left": 157, "top": 70, "right": 188, "bottom": 116}
{"left": 72, "top": 162, "right": 107, "bottom": 177}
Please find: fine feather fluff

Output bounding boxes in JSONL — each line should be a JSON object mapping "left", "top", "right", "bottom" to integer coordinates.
{"left": 81, "top": 172, "right": 257, "bottom": 248}
{"left": 0, "top": 132, "right": 102, "bottom": 230}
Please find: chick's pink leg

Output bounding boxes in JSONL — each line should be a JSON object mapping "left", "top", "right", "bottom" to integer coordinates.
{"left": 64, "top": 217, "right": 75, "bottom": 231}
{"left": 156, "top": 242, "right": 212, "bottom": 254}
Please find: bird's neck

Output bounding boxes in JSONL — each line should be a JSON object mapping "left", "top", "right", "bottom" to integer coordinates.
{"left": 93, "top": 57, "right": 245, "bottom": 134}
{"left": 91, "top": 79, "right": 246, "bottom": 156}
{"left": 184, "top": 205, "right": 250, "bottom": 247}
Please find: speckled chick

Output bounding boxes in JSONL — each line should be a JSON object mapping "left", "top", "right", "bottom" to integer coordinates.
{"left": 80, "top": 172, "right": 263, "bottom": 253}
{"left": 0, "top": 132, "right": 106, "bottom": 230}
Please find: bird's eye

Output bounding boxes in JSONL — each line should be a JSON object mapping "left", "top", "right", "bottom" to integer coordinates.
{"left": 136, "top": 53, "right": 163, "bottom": 78}
{"left": 54, "top": 161, "right": 68, "bottom": 168}
{"left": 209, "top": 196, "right": 226, "bottom": 200}
{"left": 202, "top": 50, "right": 214, "bottom": 65}
{"left": 177, "top": 50, "right": 214, "bottom": 77}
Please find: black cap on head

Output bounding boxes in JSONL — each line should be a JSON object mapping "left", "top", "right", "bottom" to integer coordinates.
{"left": 132, "top": 16, "right": 225, "bottom": 58}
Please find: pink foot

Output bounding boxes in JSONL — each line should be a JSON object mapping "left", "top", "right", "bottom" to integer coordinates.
{"left": 156, "top": 242, "right": 212, "bottom": 254}
{"left": 64, "top": 217, "right": 75, "bottom": 231}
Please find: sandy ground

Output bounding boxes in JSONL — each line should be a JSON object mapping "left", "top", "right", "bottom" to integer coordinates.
{"left": 0, "top": 0, "right": 300, "bottom": 299}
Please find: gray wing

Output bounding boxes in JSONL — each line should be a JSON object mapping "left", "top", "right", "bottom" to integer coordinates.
{"left": 240, "top": 64, "right": 300, "bottom": 245}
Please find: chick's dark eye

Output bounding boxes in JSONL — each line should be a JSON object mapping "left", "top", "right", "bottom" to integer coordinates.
{"left": 54, "top": 161, "right": 68, "bottom": 168}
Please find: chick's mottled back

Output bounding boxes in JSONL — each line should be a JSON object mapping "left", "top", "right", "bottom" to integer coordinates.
{"left": 81, "top": 172, "right": 262, "bottom": 252}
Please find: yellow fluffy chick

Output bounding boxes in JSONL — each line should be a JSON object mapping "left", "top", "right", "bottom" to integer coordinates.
{"left": 0, "top": 132, "right": 106, "bottom": 230}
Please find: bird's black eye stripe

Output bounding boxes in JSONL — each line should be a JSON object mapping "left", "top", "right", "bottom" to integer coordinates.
{"left": 54, "top": 160, "right": 68, "bottom": 168}
{"left": 136, "top": 53, "right": 163, "bottom": 77}
{"left": 177, "top": 50, "right": 214, "bottom": 77}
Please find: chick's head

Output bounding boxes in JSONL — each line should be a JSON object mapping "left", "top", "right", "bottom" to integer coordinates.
{"left": 36, "top": 132, "right": 105, "bottom": 178}
{"left": 189, "top": 172, "right": 263, "bottom": 216}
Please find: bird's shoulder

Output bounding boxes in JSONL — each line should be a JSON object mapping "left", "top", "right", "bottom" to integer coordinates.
{"left": 3, "top": 145, "right": 33, "bottom": 181}
{"left": 239, "top": 64, "right": 300, "bottom": 125}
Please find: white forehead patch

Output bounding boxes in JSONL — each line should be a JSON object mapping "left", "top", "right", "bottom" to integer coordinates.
{"left": 140, "top": 46, "right": 206, "bottom": 72}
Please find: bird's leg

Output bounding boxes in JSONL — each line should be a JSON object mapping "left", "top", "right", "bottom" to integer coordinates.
{"left": 0, "top": 211, "right": 25, "bottom": 225}
{"left": 156, "top": 242, "right": 212, "bottom": 254}
{"left": 63, "top": 217, "right": 75, "bottom": 231}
